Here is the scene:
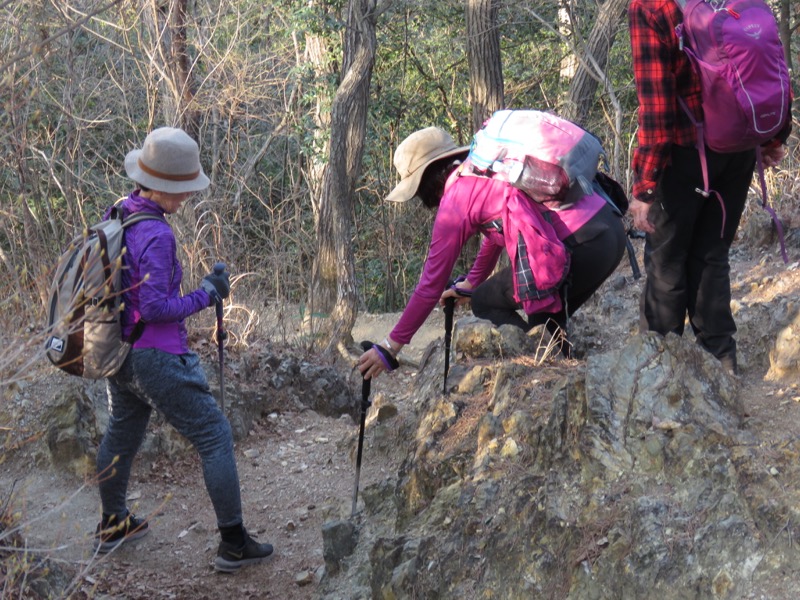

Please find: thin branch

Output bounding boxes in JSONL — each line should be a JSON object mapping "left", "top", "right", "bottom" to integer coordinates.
{"left": 0, "top": 0, "right": 125, "bottom": 74}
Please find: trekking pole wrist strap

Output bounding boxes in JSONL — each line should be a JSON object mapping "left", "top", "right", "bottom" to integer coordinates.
{"left": 374, "top": 343, "right": 399, "bottom": 372}
{"left": 449, "top": 274, "right": 472, "bottom": 297}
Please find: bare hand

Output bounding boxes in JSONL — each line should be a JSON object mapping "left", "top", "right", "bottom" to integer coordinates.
{"left": 630, "top": 198, "right": 655, "bottom": 234}
{"left": 762, "top": 144, "right": 786, "bottom": 169}
{"left": 357, "top": 347, "right": 386, "bottom": 380}
{"left": 439, "top": 284, "right": 472, "bottom": 307}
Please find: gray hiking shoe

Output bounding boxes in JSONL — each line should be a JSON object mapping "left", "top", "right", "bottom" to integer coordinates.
{"left": 214, "top": 531, "right": 274, "bottom": 573}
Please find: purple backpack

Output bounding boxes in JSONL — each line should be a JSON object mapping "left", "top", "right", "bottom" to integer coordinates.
{"left": 675, "top": 0, "right": 790, "bottom": 152}
{"left": 675, "top": 0, "right": 790, "bottom": 261}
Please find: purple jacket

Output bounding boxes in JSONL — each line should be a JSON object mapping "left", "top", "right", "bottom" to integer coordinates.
{"left": 104, "top": 192, "right": 212, "bottom": 354}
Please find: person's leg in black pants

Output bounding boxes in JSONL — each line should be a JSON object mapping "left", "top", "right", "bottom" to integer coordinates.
{"left": 553, "top": 202, "right": 626, "bottom": 317}
{"left": 470, "top": 266, "right": 530, "bottom": 330}
{"left": 470, "top": 267, "right": 569, "bottom": 354}
{"left": 471, "top": 202, "right": 626, "bottom": 353}
{"left": 641, "top": 145, "right": 753, "bottom": 371}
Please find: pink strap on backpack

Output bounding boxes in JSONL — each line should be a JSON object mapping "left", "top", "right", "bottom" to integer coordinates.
{"left": 679, "top": 98, "right": 788, "bottom": 264}
{"left": 674, "top": 0, "right": 790, "bottom": 264}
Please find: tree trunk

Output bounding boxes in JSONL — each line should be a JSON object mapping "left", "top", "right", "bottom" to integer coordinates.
{"left": 169, "top": 0, "right": 200, "bottom": 137}
{"left": 466, "top": 0, "right": 504, "bottom": 133}
{"left": 778, "top": 0, "right": 792, "bottom": 73}
{"left": 559, "top": 2, "right": 576, "bottom": 81}
{"left": 151, "top": 0, "right": 200, "bottom": 137}
{"left": 302, "top": 16, "right": 336, "bottom": 218}
{"left": 563, "top": 0, "right": 628, "bottom": 126}
{"left": 308, "top": 0, "right": 379, "bottom": 355}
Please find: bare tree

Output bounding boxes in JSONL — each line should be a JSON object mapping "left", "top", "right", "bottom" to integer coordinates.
{"left": 524, "top": 0, "right": 629, "bottom": 174}
{"left": 147, "top": 0, "right": 201, "bottom": 137}
{"left": 308, "top": 0, "right": 384, "bottom": 355}
{"left": 466, "top": 0, "right": 504, "bottom": 132}
{"left": 562, "top": 0, "right": 628, "bottom": 126}
{"left": 299, "top": 2, "right": 338, "bottom": 212}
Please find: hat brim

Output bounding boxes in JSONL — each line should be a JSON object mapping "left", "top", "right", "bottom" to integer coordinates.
{"left": 125, "top": 149, "right": 210, "bottom": 194}
{"left": 385, "top": 146, "right": 470, "bottom": 202}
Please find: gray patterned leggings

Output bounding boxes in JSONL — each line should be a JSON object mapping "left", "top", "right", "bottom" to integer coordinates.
{"left": 98, "top": 348, "right": 243, "bottom": 528}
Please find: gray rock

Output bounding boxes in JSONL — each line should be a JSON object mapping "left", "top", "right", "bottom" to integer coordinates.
{"left": 322, "top": 519, "right": 358, "bottom": 575}
{"left": 320, "top": 332, "right": 800, "bottom": 600}
{"left": 767, "top": 307, "right": 800, "bottom": 381}
{"left": 44, "top": 382, "right": 95, "bottom": 476}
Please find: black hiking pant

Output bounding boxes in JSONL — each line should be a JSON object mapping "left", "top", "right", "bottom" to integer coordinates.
{"left": 640, "top": 144, "right": 755, "bottom": 370}
{"left": 471, "top": 201, "right": 626, "bottom": 339}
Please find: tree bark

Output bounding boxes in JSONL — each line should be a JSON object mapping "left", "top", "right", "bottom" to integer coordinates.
{"left": 151, "top": 0, "right": 200, "bottom": 137}
{"left": 777, "top": 0, "right": 792, "bottom": 73}
{"left": 308, "top": 0, "right": 379, "bottom": 355}
{"left": 301, "top": 11, "right": 336, "bottom": 216}
{"left": 466, "top": 0, "right": 504, "bottom": 132}
{"left": 169, "top": 0, "right": 200, "bottom": 137}
{"left": 563, "top": 0, "right": 628, "bottom": 126}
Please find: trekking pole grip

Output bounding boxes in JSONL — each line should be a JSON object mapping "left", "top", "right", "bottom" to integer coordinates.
{"left": 213, "top": 263, "right": 227, "bottom": 340}
{"left": 362, "top": 339, "right": 399, "bottom": 373}
{"left": 213, "top": 262, "right": 226, "bottom": 275}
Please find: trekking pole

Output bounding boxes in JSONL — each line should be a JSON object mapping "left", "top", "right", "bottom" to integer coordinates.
{"left": 213, "top": 262, "right": 228, "bottom": 413}
{"left": 351, "top": 368, "right": 370, "bottom": 517}
{"left": 443, "top": 296, "right": 455, "bottom": 395}
{"left": 626, "top": 229, "right": 645, "bottom": 280}
{"left": 352, "top": 341, "right": 398, "bottom": 517}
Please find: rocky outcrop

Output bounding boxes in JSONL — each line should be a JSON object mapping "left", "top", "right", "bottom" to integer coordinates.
{"left": 320, "top": 329, "right": 800, "bottom": 600}
{"left": 766, "top": 307, "right": 800, "bottom": 381}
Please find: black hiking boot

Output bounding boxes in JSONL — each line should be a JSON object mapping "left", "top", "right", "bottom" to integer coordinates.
{"left": 214, "top": 530, "right": 274, "bottom": 573}
{"left": 94, "top": 512, "right": 149, "bottom": 553}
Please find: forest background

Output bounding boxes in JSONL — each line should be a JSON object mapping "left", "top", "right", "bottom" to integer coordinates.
{"left": 1, "top": 0, "right": 798, "bottom": 374}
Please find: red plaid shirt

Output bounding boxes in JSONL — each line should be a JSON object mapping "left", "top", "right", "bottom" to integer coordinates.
{"left": 629, "top": 0, "right": 702, "bottom": 201}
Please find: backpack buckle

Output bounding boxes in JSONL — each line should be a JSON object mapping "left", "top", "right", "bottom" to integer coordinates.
{"left": 694, "top": 187, "right": 710, "bottom": 198}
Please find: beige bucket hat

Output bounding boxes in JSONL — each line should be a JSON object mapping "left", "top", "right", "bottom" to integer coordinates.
{"left": 124, "top": 127, "right": 210, "bottom": 193}
{"left": 385, "top": 127, "right": 469, "bottom": 202}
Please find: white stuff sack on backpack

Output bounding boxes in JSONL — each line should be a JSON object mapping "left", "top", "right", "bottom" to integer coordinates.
{"left": 44, "top": 209, "right": 164, "bottom": 379}
{"left": 466, "top": 110, "right": 605, "bottom": 204}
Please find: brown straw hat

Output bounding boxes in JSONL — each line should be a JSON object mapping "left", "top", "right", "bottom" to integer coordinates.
{"left": 385, "top": 127, "right": 469, "bottom": 202}
{"left": 124, "top": 127, "right": 210, "bottom": 193}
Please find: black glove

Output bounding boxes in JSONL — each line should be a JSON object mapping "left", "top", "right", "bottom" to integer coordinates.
{"left": 201, "top": 264, "right": 230, "bottom": 305}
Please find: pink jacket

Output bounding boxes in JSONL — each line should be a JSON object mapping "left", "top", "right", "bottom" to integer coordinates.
{"left": 390, "top": 173, "right": 605, "bottom": 345}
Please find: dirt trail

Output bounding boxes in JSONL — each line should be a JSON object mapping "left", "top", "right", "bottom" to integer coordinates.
{"left": 4, "top": 247, "right": 800, "bottom": 599}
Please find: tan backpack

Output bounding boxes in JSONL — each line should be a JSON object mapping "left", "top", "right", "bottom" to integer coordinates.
{"left": 44, "top": 207, "right": 165, "bottom": 378}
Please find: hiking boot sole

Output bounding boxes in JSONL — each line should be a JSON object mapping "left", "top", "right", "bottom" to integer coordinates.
{"left": 214, "top": 552, "right": 273, "bottom": 573}
{"left": 94, "top": 527, "right": 149, "bottom": 554}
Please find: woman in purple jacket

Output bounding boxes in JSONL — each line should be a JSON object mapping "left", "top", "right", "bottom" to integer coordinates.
{"left": 94, "top": 127, "right": 272, "bottom": 573}
{"left": 358, "top": 126, "right": 625, "bottom": 380}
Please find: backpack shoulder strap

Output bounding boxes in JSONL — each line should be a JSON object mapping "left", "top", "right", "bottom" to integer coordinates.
{"left": 116, "top": 210, "right": 167, "bottom": 344}
{"left": 122, "top": 212, "right": 167, "bottom": 228}
{"left": 105, "top": 196, "right": 167, "bottom": 228}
